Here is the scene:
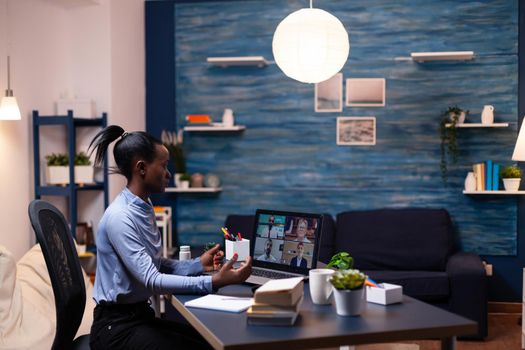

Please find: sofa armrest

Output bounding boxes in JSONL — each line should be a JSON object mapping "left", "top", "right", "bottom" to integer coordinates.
{"left": 446, "top": 252, "right": 488, "bottom": 338}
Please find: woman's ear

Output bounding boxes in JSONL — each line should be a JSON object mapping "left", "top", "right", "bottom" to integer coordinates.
{"left": 136, "top": 160, "right": 146, "bottom": 176}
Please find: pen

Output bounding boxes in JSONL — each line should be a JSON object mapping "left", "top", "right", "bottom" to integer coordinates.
{"left": 237, "top": 232, "right": 243, "bottom": 241}
{"left": 366, "top": 277, "right": 381, "bottom": 288}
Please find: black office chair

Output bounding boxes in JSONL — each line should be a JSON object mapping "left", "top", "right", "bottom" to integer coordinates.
{"left": 28, "top": 199, "right": 90, "bottom": 350}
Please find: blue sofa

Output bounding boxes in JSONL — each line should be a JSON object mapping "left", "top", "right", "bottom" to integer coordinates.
{"left": 224, "top": 208, "right": 487, "bottom": 339}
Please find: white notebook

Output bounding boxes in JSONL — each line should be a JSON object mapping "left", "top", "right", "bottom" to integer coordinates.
{"left": 184, "top": 294, "right": 253, "bottom": 313}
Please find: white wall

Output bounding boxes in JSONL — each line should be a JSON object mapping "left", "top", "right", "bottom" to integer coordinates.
{"left": 0, "top": 0, "right": 145, "bottom": 260}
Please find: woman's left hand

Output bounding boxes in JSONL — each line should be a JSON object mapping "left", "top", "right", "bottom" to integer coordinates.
{"left": 200, "top": 244, "right": 224, "bottom": 272}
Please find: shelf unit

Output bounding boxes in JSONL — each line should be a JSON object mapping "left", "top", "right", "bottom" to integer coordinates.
{"left": 463, "top": 190, "right": 525, "bottom": 195}
{"left": 165, "top": 187, "right": 222, "bottom": 193}
{"left": 183, "top": 125, "right": 246, "bottom": 132}
{"left": 33, "top": 110, "right": 109, "bottom": 238}
{"left": 206, "top": 56, "right": 269, "bottom": 67}
{"left": 445, "top": 123, "right": 509, "bottom": 128}
{"left": 411, "top": 51, "right": 475, "bottom": 62}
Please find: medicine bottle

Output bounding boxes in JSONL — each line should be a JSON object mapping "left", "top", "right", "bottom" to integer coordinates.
{"left": 179, "top": 245, "right": 191, "bottom": 261}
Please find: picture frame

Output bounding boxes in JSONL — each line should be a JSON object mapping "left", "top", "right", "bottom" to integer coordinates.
{"left": 336, "top": 117, "right": 376, "bottom": 146}
{"left": 345, "top": 78, "right": 386, "bottom": 107}
{"left": 315, "top": 73, "right": 343, "bottom": 112}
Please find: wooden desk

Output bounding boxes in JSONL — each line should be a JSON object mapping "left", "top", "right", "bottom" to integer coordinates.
{"left": 171, "top": 284, "right": 476, "bottom": 350}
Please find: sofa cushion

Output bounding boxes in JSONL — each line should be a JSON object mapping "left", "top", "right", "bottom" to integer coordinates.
{"left": 336, "top": 208, "right": 454, "bottom": 271}
{"left": 318, "top": 214, "right": 336, "bottom": 264}
{"left": 364, "top": 270, "right": 450, "bottom": 301}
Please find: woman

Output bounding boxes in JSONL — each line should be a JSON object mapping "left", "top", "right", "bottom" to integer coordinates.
{"left": 88, "top": 125, "right": 252, "bottom": 350}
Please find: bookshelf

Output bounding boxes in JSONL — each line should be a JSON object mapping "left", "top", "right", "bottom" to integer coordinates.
{"left": 463, "top": 191, "right": 525, "bottom": 195}
{"left": 183, "top": 125, "right": 246, "bottom": 132}
{"left": 165, "top": 187, "right": 222, "bottom": 193}
{"left": 445, "top": 123, "right": 509, "bottom": 128}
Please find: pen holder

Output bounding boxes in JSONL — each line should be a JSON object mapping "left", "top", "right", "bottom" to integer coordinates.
{"left": 225, "top": 239, "right": 250, "bottom": 261}
{"left": 366, "top": 283, "right": 403, "bottom": 305}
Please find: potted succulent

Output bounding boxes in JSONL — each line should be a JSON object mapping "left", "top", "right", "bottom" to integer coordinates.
{"left": 161, "top": 129, "right": 186, "bottom": 187}
{"left": 501, "top": 165, "right": 522, "bottom": 191}
{"left": 179, "top": 173, "right": 191, "bottom": 189}
{"left": 330, "top": 269, "right": 367, "bottom": 316}
{"left": 46, "top": 153, "right": 69, "bottom": 185}
{"left": 439, "top": 106, "right": 469, "bottom": 184}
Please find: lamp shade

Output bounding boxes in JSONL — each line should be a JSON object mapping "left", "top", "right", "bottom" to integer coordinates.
{"left": 272, "top": 8, "right": 349, "bottom": 84}
{"left": 0, "top": 96, "right": 21, "bottom": 120}
{"left": 512, "top": 117, "right": 525, "bottom": 161}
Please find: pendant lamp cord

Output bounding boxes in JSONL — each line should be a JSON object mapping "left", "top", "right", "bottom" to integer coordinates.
{"left": 7, "top": 56, "right": 10, "bottom": 91}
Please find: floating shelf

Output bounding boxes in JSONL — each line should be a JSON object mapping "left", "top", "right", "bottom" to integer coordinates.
{"left": 445, "top": 123, "right": 509, "bottom": 128}
{"left": 463, "top": 190, "right": 525, "bottom": 195}
{"left": 411, "top": 51, "right": 474, "bottom": 62}
{"left": 206, "top": 56, "right": 269, "bottom": 67}
{"left": 165, "top": 187, "right": 222, "bottom": 193}
{"left": 183, "top": 124, "right": 246, "bottom": 132}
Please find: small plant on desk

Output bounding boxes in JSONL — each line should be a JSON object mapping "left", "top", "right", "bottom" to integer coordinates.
{"left": 327, "top": 252, "right": 354, "bottom": 270}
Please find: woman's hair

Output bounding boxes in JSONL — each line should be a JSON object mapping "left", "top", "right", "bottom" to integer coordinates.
{"left": 88, "top": 125, "right": 162, "bottom": 181}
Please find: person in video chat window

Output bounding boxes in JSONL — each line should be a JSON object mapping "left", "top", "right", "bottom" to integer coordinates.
{"left": 289, "top": 242, "right": 307, "bottom": 268}
{"left": 288, "top": 218, "right": 311, "bottom": 243}
{"left": 257, "top": 238, "right": 277, "bottom": 262}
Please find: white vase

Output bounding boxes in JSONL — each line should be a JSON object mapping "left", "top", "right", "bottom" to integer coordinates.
{"left": 503, "top": 178, "right": 520, "bottom": 191}
{"left": 481, "top": 105, "right": 494, "bottom": 125}
{"left": 174, "top": 173, "right": 183, "bottom": 187}
{"left": 464, "top": 172, "right": 477, "bottom": 192}
{"left": 332, "top": 287, "right": 365, "bottom": 316}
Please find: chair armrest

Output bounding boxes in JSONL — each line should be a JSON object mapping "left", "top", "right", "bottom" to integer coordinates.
{"left": 446, "top": 252, "right": 488, "bottom": 338}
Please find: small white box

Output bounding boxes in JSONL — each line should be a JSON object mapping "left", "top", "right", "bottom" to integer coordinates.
{"left": 56, "top": 99, "right": 95, "bottom": 118}
{"left": 366, "top": 283, "right": 403, "bottom": 305}
{"left": 225, "top": 239, "right": 250, "bottom": 261}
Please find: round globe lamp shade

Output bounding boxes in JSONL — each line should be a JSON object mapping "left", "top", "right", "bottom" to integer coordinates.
{"left": 272, "top": 8, "right": 349, "bottom": 84}
{"left": 0, "top": 96, "right": 21, "bottom": 120}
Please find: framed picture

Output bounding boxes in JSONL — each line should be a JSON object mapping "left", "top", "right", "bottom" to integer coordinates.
{"left": 336, "top": 117, "right": 376, "bottom": 146}
{"left": 315, "top": 73, "right": 343, "bottom": 112}
{"left": 345, "top": 78, "right": 386, "bottom": 107}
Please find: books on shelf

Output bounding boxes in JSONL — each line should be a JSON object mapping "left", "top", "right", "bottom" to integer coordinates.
{"left": 186, "top": 114, "right": 212, "bottom": 124}
{"left": 472, "top": 160, "right": 500, "bottom": 192}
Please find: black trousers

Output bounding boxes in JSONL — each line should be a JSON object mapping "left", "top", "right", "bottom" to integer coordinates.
{"left": 90, "top": 301, "right": 212, "bottom": 350}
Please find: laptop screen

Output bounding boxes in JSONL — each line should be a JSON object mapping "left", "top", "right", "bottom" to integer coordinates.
{"left": 251, "top": 209, "right": 323, "bottom": 274}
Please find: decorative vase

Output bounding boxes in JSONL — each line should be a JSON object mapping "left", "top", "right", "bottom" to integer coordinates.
{"left": 174, "top": 173, "right": 183, "bottom": 187}
{"left": 503, "top": 178, "right": 520, "bottom": 191}
{"left": 481, "top": 105, "right": 494, "bottom": 125}
{"left": 332, "top": 287, "right": 365, "bottom": 316}
{"left": 464, "top": 172, "right": 476, "bottom": 192}
{"left": 190, "top": 173, "right": 204, "bottom": 188}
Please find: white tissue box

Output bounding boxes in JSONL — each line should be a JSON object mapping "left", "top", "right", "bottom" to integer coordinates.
{"left": 56, "top": 99, "right": 95, "bottom": 118}
{"left": 225, "top": 239, "right": 250, "bottom": 261}
{"left": 366, "top": 283, "right": 403, "bottom": 305}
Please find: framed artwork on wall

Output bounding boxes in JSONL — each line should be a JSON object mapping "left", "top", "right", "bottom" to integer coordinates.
{"left": 336, "top": 117, "right": 376, "bottom": 146}
{"left": 315, "top": 73, "right": 343, "bottom": 112}
{"left": 345, "top": 78, "right": 386, "bottom": 107}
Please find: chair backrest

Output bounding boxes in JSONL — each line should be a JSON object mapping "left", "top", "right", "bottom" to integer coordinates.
{"left": 28, "top": 200, "right": 86, "bottom": 350}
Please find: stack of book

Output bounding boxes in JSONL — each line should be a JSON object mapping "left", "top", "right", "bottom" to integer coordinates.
{"left": 473, "top": 160, "right": 500, "bottom": 191}
{"left": 247, "top": 277, "right": 304, "bottom": 326}
{"left": 186, "top": 114, "right": 212, "bottom": 125}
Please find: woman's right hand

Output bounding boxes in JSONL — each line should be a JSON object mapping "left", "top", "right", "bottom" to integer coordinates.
{"left": 211, "top": 254, "right": 252, "bottom": 290}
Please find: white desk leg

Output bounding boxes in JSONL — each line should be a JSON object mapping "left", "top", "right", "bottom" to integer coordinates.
{"left": 441, "top": 336, "right": 456, "bottom": 350}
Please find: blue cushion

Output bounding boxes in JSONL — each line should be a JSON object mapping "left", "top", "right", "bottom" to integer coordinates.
{"left": 336, "top": 208, "right": 454, "bottom": 271}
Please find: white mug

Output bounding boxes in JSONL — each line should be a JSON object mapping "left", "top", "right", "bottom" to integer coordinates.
{"left": 222, "top": 108, "right": 234, "bottom": 127}
{"left": 309, "top": 269, "right": 335, "bottom": 305}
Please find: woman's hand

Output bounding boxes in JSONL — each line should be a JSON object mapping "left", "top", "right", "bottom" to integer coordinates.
{"left": 200, "top": 244, "right": 224, "bottom": 272}
{"left": 212, "top": 254, "right": 253, "bottom": 290}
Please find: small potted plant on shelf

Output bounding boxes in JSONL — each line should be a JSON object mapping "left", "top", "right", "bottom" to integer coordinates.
{"left": 46, "top": 153, "right": 69, "bottom": 185}
{"left": 161, "top": 129, "right": 186, "bottom": 187}
{"left": 500, "top": 165, "right": 522, "bottom": 191}
{"left": 329, "top": 269, "right": 367, "bottom": 316}
{"left": 179, "top": 173, "right": 191, "bottom": 189}
{"left": 74, "top": 152, "right": 94, "bottom": 185}
{"left": 439, "top": 106, "right": 469, "bottom": 184}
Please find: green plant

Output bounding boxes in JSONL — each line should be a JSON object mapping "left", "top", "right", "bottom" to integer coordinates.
{"left": 329, "top": 269, "right": 366, "bottom": 290}
{"left": 161, "top": 130, "right": 186, "bottom": 174}
{"left": 74, "top": 152, "right": 92, "bottom": 166}
{"left": 439, "top": 106, "right": 469, "bottom": 184}
{"left": 179, "top": 173, "right": 191, "bottom": 181}
{"left": 501, "top": 165, "right": 522, "bottom": 179}
{"left": 327, "top": 252, "right": 354, "bottom": 270}
{"left": 45, "top": 153, "right": 68, "bottom": 166}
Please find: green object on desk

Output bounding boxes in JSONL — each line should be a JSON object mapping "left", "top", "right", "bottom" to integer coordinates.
{"left": 327, "top": 252, "right": 354, "bottom": 270}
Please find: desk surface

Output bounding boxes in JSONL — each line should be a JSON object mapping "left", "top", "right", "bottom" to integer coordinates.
{"left": 171, "top": 284, "right": 476, "bottom": 350}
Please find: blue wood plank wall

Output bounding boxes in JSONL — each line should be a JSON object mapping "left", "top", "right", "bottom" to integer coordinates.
{"left": 173, "top": 0, "right": 518, "bottom": 254}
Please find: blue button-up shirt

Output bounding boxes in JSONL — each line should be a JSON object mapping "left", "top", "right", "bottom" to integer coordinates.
{"left": 93, "top": 187, "right": 213, "bottom": 304}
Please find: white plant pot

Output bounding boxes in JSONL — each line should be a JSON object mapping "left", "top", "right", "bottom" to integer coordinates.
{"left": 175, "top": 173, "right": 184, "bottom": 187}
{"left": 503, "top": 178, "right": 521, "bottom": 191}
{"left": 74, "top": 166, "right": 94, "bottom": 184}
{"left": 332, "top": 287, "right": 365, "bottom": 316}
{"left": 46, "top": 166, "right": 69, "bottom": 185}
{"left": 180, "top": 181, "right": 190, "bottom": 189}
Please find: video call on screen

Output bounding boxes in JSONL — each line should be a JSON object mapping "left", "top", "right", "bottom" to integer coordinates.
{"left": 253, "top": 214, "right": 318, "bottom": 269}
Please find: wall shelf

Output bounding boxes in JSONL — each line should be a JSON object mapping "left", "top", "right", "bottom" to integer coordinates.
{"left": 206, "top": 56, "right": 269, "bottom": 67}
{"left": 184, "top": 124, "right": 246, "bottom": 132}
{"left": 445, "top": 123, "right": 509, "bottom": 128}
{"left": 165, "top": 187, "right": 222, "bottom": 193}
{"left": 463, "top": 190, "right": 525, "bottom": 195}
{"left": 411, "top": 51, "right": 475, "bottom": 62}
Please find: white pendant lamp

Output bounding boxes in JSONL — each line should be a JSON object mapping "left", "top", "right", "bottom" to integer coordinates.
{"left": 512, "top": 116, "right": 525, "bottom": 161}
{"left": 272, "top": 0, "right": 349, "bottom": 84}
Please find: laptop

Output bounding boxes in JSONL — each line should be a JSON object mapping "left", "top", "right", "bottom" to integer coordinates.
{"left": 245, "top": 209, "right": 324, "bottom": 285}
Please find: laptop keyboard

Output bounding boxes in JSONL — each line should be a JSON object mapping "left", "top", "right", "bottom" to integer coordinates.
{"left": 252, "top": 268, "right": 300, "bottom": 280}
